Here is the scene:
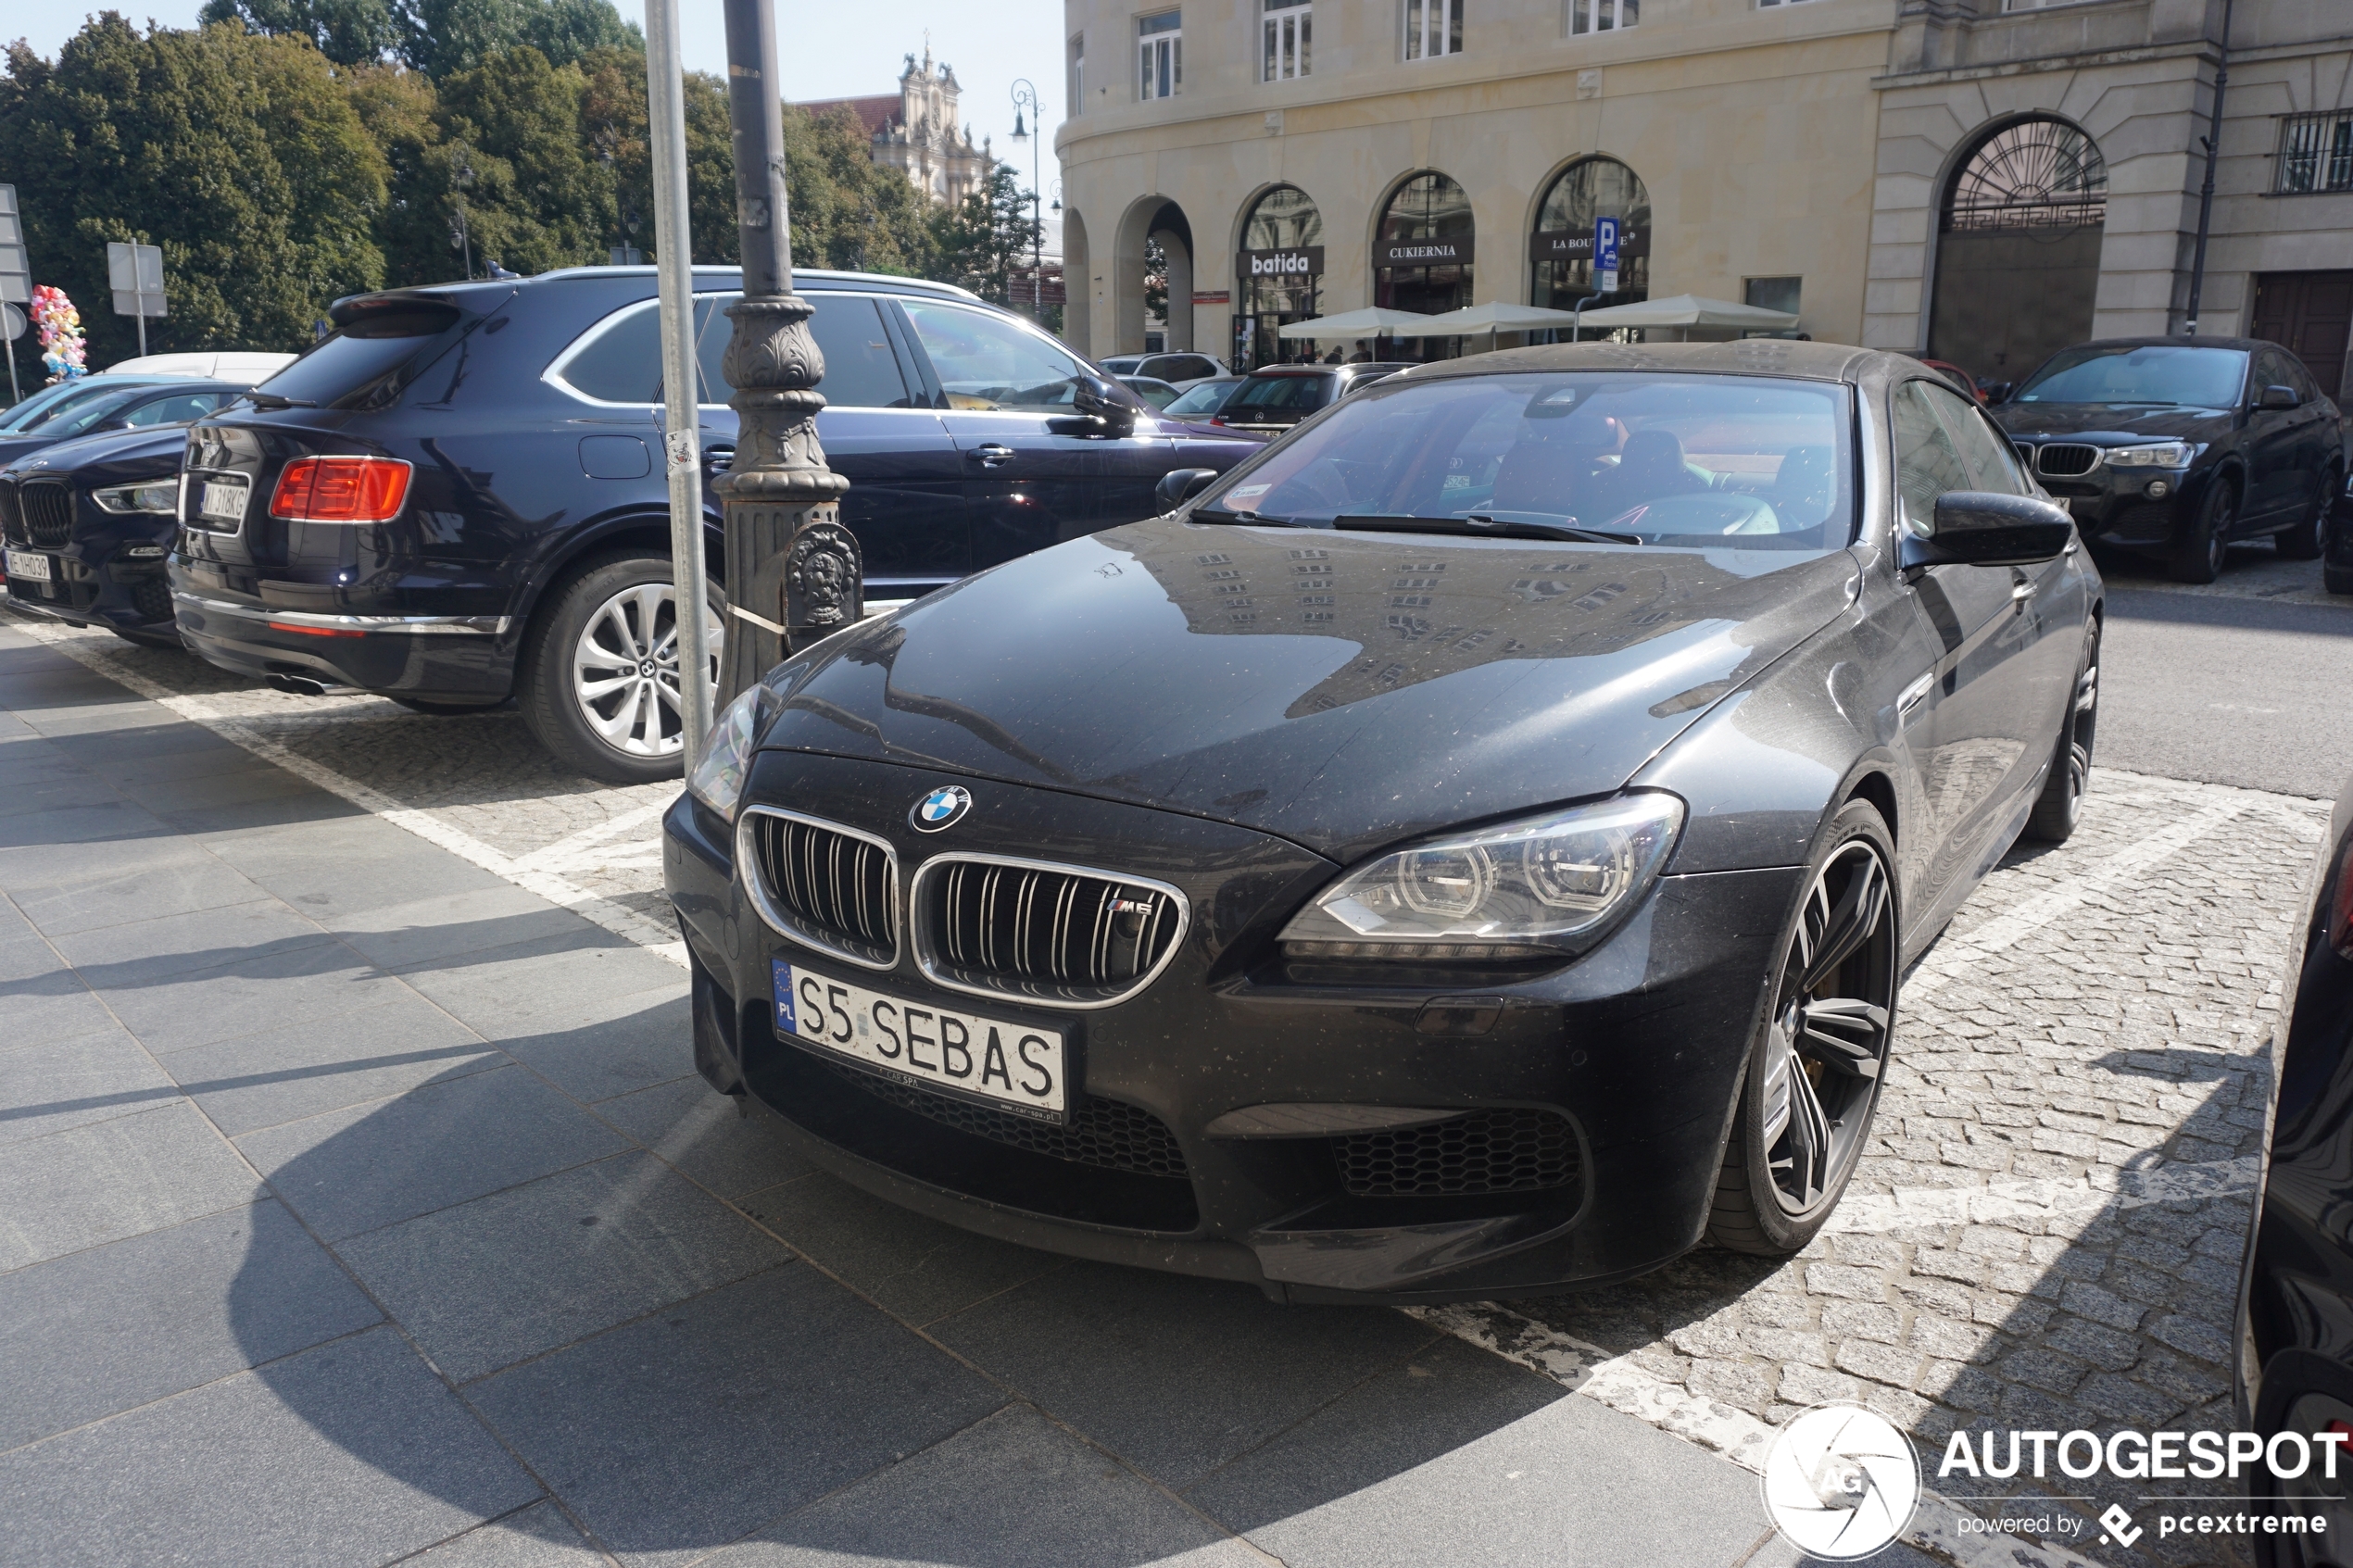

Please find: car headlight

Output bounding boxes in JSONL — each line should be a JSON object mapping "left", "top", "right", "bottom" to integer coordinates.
{"left": 93, "top": 480, "right": 180, "bottom": 514}
{"left": 2104, "top": 442, "right": 2196, "bottom": 470}
{"left": 686, "top": 684, "right": 778, "bottom": 820}
{"left": 1278, "top": 793, "right": 1685, "bottom": 960}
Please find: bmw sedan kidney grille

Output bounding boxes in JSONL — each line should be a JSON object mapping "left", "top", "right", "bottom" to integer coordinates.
{"left": 2034, "top": 444, "right": 2101, "bottom": 479}
{"left": 912, "top": 855, "right": 1189, "bottom": 1009}
{"left": 1334, "top": 1108, "right": 1579, "bottom": 1198}
{"left": 737, "top": 806, "right": 899, "bottom": 969}
{"left": 19, "top": 483, "right": 73, "bottom": 548}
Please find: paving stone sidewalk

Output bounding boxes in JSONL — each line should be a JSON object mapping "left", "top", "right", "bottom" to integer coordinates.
{"left": 0, "top": 621, "right": 1855, "bottom": 1566}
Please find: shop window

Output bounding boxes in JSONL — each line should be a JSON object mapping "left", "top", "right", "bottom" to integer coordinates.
{"left": 1376, "top": 171, "right": 1474, "bottom": 360}
{"left": 1744, "top": 277, "right": 1802, "bottom": 314}
{"left": 1264, "top": 0, "right": 1311, "bottom": 82}
{"left": 1529, "top": 157, "right": 1649, "bottom": 326}
{"left": 1569, "top": 0, "right": 1637, "bottom": 33}
{"left": 1239, "top": 184, "right": 1325, "bottom": 370}
{"left": 1404, "top": 0, "right": 1463, "bottom": 60}
{"left": 1139, "top": 10, "right": 1181, "bottom": 101}
{"left": 2277, "top": 112, "right": 2353, "bottom": 194}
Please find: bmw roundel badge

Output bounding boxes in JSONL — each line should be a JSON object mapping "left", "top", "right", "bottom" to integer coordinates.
{"left": 911, "top": 785, "right": 972, "bottom": 833}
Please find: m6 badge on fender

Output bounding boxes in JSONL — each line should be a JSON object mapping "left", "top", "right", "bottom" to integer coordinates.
{"left": 911, "top": 785, "right": 972, "bottom": 833}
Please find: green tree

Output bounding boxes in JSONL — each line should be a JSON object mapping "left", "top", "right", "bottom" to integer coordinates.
{"left": 398, "top": 0, "right": 637, "bottom": 80}
{"left": 778, "top": 104, "right": 937, "bottom": 277}
{"left": 0, "top": 17, "right": 387, "bottom": 372}
{"left": 930, "top": 161, "right": 1037, "bottom": 306}
{"left": 195, "top": 0, "right": 399, "bottom": 68}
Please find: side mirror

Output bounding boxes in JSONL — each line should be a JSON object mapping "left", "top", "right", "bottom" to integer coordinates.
{"left": 2259, "top": 383, "right": 2302, "bottom": 411}
{"left": 1902, "top": 491, "right": 2075, "bottom": 570}
{"left": 1979, "top": 381, "right": 2013, "bottom": 405}
{"left": 1071, "top": 374, "right": 1139, "bottom": 433}
{"left": 1155, "top": 468, "right": 1220, "bottom": 511}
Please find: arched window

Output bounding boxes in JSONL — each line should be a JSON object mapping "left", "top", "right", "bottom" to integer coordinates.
{"left": 1529, "top": 157, "right": 1651, "bottom": 316}
{"left": 1239, "top": 185, "right": 1324, "bottom": 368}
{"left": 1930, "top": 119, "right": 2108, "bottom": 384}
{"left": 1375, "top": 172, "right": 1474, "bottom": 359}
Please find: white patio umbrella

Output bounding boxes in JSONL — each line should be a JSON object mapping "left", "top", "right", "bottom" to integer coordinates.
{"left": 1387, "top": 300, "right": 1589, "bottom": 337}
{"left": 1564, "top": 293, "right": 1800, "bottom": 339}
{"left": 1274, "top": 307, "right": 1430, "bottom": 340}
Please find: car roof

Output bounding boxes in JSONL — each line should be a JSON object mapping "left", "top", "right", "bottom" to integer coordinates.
{"left": 526, "top": 265, "right": 979, "bottom": 301}
{"left": 1390, "top": 339, "right": 1881, "bottom": 385}
{"left": 2057, "top": 336, "right": 2263, "bottom": 353}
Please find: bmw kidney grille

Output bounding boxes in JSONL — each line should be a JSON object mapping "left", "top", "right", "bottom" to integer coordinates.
{"left": 738, "top": 807, "right": 899, "bottom": 969}
{"left": 912, "top": 855, "right": 1189, "bottom": 1009}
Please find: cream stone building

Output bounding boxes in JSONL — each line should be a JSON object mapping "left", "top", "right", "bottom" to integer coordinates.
{"left": 1055, "top": 0, "right": 2353, "bottom": 394}
{"left": 801, "top": 46, "right": 993, "bottom": 207}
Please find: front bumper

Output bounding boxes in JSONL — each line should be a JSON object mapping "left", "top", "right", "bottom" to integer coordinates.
{"left": 170, "top": 581, "right": 514, "bottom": 699}
{"left": 665, "top": 751, "right": 1802, "bottom": 1303}
{"left": 5, "top": 548, "right": 175, "bottom": 634}
{"left": 2016, "top": 453, "right": 2200, "bottom": 552}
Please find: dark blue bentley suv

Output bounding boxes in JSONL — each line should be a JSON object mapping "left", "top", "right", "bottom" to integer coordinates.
{"left": 169, "top": 267, "right": 1257, "bottom": 779}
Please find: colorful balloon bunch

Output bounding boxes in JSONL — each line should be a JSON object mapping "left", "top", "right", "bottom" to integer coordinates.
{"left": 32, "top": 285, "right": 86, "bottom": 383}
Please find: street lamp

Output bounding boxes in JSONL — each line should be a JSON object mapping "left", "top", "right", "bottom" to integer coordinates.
{"left": 1009, "top": 79, "right": 1043, "bottom": 320}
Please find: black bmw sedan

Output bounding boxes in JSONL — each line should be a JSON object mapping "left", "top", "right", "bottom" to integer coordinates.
{"left": 170, "top": 267, "right": 1256, "bottom": 778}
{"left": 2, "top": 383, "right": 254, "bottom": 646}
{"left": 663, "top": 341, "right": 2104, "bottom": 1302}
{"left": 1994, "top": 337, "right": 2343, "bottom": 584}
{"left": 2234, "top": 773, "right": 2353, "bottom": 1559}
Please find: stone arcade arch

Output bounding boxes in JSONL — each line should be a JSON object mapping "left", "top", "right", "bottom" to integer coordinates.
{"left": 1374, "top": 171, "right": 1474, "bottom": 361}
{"left": 1112, "top": 196, "right": 1194, "bottom": 357}
{"left": 1238, "top": 184, "right": 1324, "bottom": 369}
{"left": 1927, "top": 117, "right": 2108, "bottom": 386}
{"left": 1529, "top": 157, "right": 1652, "bottom": 317}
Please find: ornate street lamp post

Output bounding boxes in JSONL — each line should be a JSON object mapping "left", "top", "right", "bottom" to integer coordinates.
{"left": 1009, "top": 80, "right": 1043, "bottom": 320}
{"left": 713, "top": 0, "right": 858, "bottom": 703}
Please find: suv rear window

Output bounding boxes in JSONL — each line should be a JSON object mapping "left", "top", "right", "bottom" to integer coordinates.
{"left": 1224, "top": 373, "right": 1333, "bottom": 416}
{"left": 259, "top": 301, "right": 463, "bottom": 409}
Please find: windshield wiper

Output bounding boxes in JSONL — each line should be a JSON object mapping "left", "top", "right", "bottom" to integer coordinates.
{"left": 1188, "top": 507, "right": 1305, "bottom": 527}
{"left": 235, "top": 391, "right": 318, "bottom": 410}
{"left": 1331, "top": 514, "right": 1642, "bottom": 546}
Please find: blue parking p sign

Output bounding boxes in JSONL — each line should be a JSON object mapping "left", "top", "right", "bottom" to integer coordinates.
{"left": 1594, "top": 217, "right": 1621, "bottom": 295}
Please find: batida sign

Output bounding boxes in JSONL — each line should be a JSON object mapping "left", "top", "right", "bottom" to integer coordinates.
{"left": 1239, "top": 246, "right": 1324, "bottom": 279}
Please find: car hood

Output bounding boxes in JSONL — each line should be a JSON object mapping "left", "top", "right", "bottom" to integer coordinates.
{"left": 0, "top": 432, "right": 72, "bottom": 468}
{"left": 756, "top": 519, "right": 1860, "bottom": 862}
{"left": 1994, "top": 403, "right": 2234, "bottom": 442}
{"left": 3, "top": 424, "right": 188, "bottom": 482}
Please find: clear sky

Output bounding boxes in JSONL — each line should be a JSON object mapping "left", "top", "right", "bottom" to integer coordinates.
{"left": 10, "top": 1, "right": 1068, "bottom": 193}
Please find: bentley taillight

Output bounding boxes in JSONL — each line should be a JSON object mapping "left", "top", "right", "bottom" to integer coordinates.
{"left": 269, "top": 457, "right": 412, "bottom": 522}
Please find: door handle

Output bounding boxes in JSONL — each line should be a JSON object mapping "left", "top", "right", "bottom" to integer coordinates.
{"left": 968, "top": 444, "right": 1016, "bottom": 468}
{"left": 703, "top": 444, "right": 735, "bottom": 474}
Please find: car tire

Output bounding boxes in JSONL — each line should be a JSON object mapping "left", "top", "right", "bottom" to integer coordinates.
{"left": 2023, "top": 619, "right": 2100, "bottom": 845}
{"left": 1706, "top": 798, "right": 1900, "bottom": 1257}
{"left": 2273, "top": 468, "right": 2336, "bottom": 561}
{"left": 2169, "top": 477, "right": 2237, "bottom": 584}
{"left": 518, "top": 553, "right": 724, "bottom": 784}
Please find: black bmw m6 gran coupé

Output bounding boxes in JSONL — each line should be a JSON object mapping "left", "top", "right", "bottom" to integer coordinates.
{"left": 663, "top": 340, "right": 2104, "bottom": 1303}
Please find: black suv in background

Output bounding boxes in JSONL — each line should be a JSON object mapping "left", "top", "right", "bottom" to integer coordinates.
{"left": 1993, "top": 337, "right": 2345, "bottom": 583}
{"left": 170, "top": 268, "right": 1258, "bottom": 780}
{"left": 3, "top": 381, "right": 255, "bottom": 646}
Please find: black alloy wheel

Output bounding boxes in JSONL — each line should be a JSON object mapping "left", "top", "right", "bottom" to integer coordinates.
{"left": 2025, "top": 618, "right": 2100, "bottom": 844}
{"left": 2170, "top": 477, "right": 2237, "bottom": 584}
{"left": 1709, "top": 800, "right": 1900, "bottom": 1254}
{"left": 2274, "top": 466, "right": 2337, "bottom": 561}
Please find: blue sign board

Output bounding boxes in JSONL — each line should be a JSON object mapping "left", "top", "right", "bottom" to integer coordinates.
{"left": 1594, "top": 217, "right": 1621, "bottom": 295}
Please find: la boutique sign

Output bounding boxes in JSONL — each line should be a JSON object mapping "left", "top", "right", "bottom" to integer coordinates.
{"left": 1240, "top": 246, "right": 1324, "bottom": 278}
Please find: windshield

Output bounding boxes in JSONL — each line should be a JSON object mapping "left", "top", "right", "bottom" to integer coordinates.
{"left": 1163, "top": 382, "right": 1235, "bottom": 417}
{"left": 258, "top": 301, "right": 463, "bottom": 408}
{"left": 1225, "top": 374, "right": 1333, "bottom": 416}
{"left": 2014, "top": 345, "right": 2247, "bottom": 408}
{"left": 0, "top": 380, "right": 143, "bottom": 434}
{"left": 1199, "top": 371, "right": 1856, "bottom": 552}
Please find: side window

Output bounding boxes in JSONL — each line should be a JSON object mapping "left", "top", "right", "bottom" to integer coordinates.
{"left": 2254, "top": 347, "right": 2301, "bottom": 403}
{"left": 1921, "top": 382, "right": 2031, "bottom": 495}
{"left": 1891, "top": 381, "right": 1970, "bottom": 533}
{"left": 693, "top": 294, "right": 913, "bottom": 410}
{"left": 122, "top": 393, "right": 220, "bottom": 428}
{"left": 900, "top": 301, "right": 1088, "bottom": 410}
{"left": 1171, "top": 355, "right": 1217, "bottom": 382}
{"left": 554, "top": 301, "right": 661, "bottom": 404}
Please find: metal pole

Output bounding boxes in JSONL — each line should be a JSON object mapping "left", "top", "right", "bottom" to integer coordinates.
{"left": 1570, "top": 293, "right": 1603, "bottom": 343}
{"left": 135, "top": 312, "right": 145, "bottom": 358}
{"left": 644, "top": 0, "right": 712, "bottom": 763}
{"left": 1012, "top": 80, "right": 1041, "bottom": 320}
{"left": 2183, "top": 0, "right": 2234, "bottom": 336}
{"left": 714, "top": 0, "right": 854, "bottom": 705}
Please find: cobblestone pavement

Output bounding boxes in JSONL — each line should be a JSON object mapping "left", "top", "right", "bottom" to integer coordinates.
{"left": 4, "top": 599, "right": 2334, "bottom": 1568}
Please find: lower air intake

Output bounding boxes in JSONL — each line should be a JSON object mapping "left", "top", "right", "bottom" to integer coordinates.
{"left": 1333, "top": 1108, "right": 1579, "bottom": 1198}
